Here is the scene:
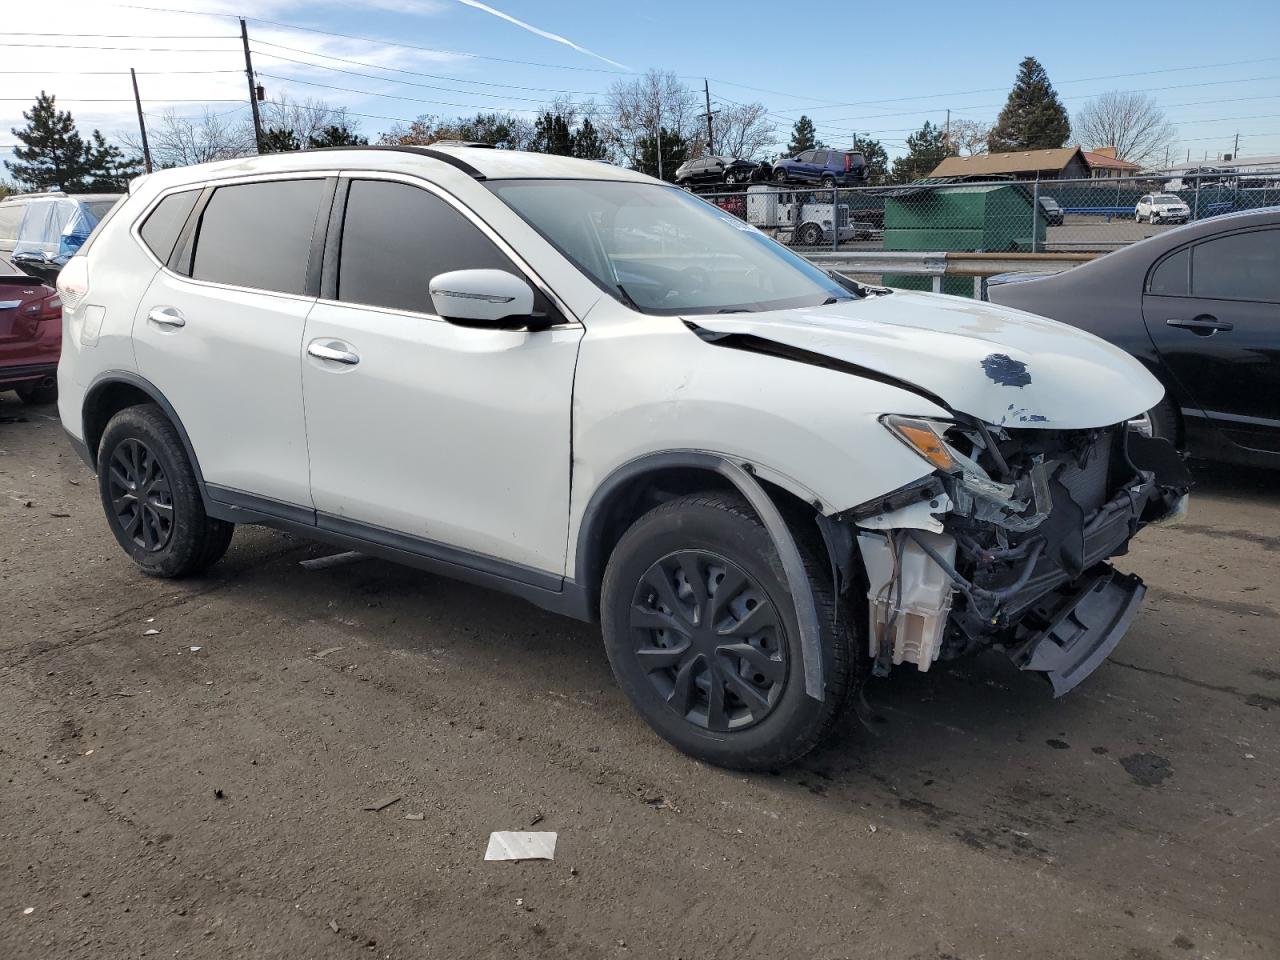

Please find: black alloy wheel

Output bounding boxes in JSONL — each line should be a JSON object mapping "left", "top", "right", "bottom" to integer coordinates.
{"left": 630, "top": 550, "right": 787, "bottom": 732}
{"left": 107, "top": 437, "right": 174, "bottom": 552}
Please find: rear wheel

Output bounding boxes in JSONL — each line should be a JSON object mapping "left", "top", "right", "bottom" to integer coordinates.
{"left": 773, "top": 168, "right": 788, "bottom": 183}
{"left": 601, "top": 492, "right": 853, "bottom": 770}
{"left": 1130, "top": 396, "right": 1180, "bottom": 445}
{"left": 97, "top": 404, "right": 234, "bottom": 578}
{"left": 821, "top": 175, "right": 836, "bottom": 188}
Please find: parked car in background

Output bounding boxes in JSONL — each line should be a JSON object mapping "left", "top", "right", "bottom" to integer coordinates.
{"left": 1039, "top": 196, "right": 1064, "bottom": 226}
{"left": 987, "top": 207, "right": 1280, "bottom": 468}
{"left": 1136, "top": 193, "right": 1190, "bottom": 224}
{"left": 0, "top": 192, "right": 122, "bottom": 284}
{"left": 674, "top": 156, "right": 762, "bottom": 188}
{"left": 772, "top": 149, "right": 868, "bottom": 186}
{"left": 0, "top": 254, "right": 61, "bottom": 404}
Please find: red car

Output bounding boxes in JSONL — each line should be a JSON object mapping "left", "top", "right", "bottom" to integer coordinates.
{"left": 0, "top": 254, "right": 61, "bottom": 404}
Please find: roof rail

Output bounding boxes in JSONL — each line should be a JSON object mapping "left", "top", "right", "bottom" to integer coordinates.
{"left": 1, "top": 190, "right": 69, "bottom": 202}
{"left": 295, "top": 144, "right": 487, "bottom": 180}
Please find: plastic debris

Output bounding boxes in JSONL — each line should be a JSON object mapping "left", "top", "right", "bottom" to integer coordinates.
{"left": 485, "top": 831, "right": 557, "bottom": 861}
{"left": 23, "top": 907, "right": 34, "bottom": 915}
{"left": 190, "top": 646, "right": 201, "bottom": 652}
{"left": 300, "top": 551, "right": 365, "bottom": 571}
{"left": 144, "top": 629, "right": 160, "bottom": 636}
{"left": 404, "top": 813, "right": 425, "bottom": 821}
{"left": 313, "top": 646, "right": 344, "bottom": 660}
{"left": 363, "top": 795, "right": 401, "bottom": 812}
{"left": 328, "top": 920, "right": 339, "bottom": 934}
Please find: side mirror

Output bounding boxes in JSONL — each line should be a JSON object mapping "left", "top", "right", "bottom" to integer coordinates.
{"left": 429, "top": 269, "right": 541, "bottom": 330}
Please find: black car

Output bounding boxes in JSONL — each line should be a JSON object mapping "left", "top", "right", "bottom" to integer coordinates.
{"left": 1038, "top": 196, "right": 1064, "bottom": 226}
{"left": 987, "top": 207, "right": 1280, "bottom": 468}
{"left": 673, "top": 155, "right": 761, "bottom": 188}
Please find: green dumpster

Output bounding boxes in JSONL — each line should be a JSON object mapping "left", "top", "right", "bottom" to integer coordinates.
{"left": 882, "top": 183, "right": 1045, "bottom": 297}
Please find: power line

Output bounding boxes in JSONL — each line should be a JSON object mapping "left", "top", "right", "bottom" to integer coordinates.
{"left": 0, "top": 68, "right": 243, "bottom": 75}
{"left": 0, "top": 42, "right": 239, "bottom": 52}
{"left": 251, "top": 40, "right": 605, "bottom": 96}
{"left": 3, "top": 32, "right": 236, "bottom": 39}
{"left": 0, "top": 97, "right": 243, "bottom": 103}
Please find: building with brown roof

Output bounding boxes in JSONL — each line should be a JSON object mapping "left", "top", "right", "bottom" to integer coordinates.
{"left": 929, "top": 146, "right": 1141, "bottom": 180}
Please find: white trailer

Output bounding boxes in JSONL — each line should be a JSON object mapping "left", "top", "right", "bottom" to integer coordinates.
{"left": 745, "top": 185, "right": 860, "bottom": 246}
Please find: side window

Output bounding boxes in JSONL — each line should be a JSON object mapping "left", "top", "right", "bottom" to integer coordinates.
{"left": 1147, "top": 248, "right": 1189, "bottom": 297}
{"left": 814, "top": 150, "right": 829, "bottom": 165}
{"left": 139, "top": 190, "right": 200, "bottom": 263}
{"left": 1190, "top": 229, "right": 1280, "bottom": 303}
{"left": 337, "top": 179, "right": 545, "bottom": 316}
{"left": 1140, "top": 195, "right": 1150, "bottom": 204}
{"left": 191, "top": 179, "right": 326, "bottom": 295}
{"left": 797, "top": 151, "right": 815, "bottom": 163}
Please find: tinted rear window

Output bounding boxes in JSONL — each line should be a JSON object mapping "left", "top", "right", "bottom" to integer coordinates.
{"left": 1148, "top": 248, "right": 1189, "bottom": 296}
{"left": 192, "top": 179, "right": 325, "bottom": 295}
{"left": 140, "top": 190, "right": 199, "bottom": 263}
{"left": 337, "top": 179, "right": 522, "bottom": 314}
{"left": 1191, "top": 229, "right": 1279, "bottom": 303}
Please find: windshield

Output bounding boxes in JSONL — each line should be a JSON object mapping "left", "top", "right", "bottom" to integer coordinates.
{"left": 85, "top": 199, "right": 120, "bottom": 220}
{"left": 1040, "top": 198, "right": 1060, "bottom": 208}
{"left": 1155, "top": 195, "right": 1182, "bottom": 204}
{"left": 486, "top": 179, "right": 853, "bottom": 315}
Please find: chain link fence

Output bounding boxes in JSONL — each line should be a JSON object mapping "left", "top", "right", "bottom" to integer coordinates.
{"left": 690, "top": 170, "right": 1280, "bottom": 294}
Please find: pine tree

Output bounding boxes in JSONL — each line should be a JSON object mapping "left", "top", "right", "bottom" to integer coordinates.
{"left": 890, "top": 122, "right": 955, "bottom": 182}
{"left": 531, "top": 112, "right": 574, "bottom": 156}
{"left": 571, "top": 118, "right": 608, "bottom": 161}
{"left": 856, "top": 137, "right": 890, "bottom": 184}
{"left": 634, "top": 127, "right": 688, "bottom": 181}
{"left": 81, "top": 130, "right": 142, "bottom": 191}
{"left": 987, "top": 57, "right": 1071, "bottom": 152}
{"left": 262, "top": 127, "right": 301, "bottom": 153}
{"left": 6, "top": 92, "right": 94, "bottom": 190}
{"left": 786, "top": 115, "right": 819, "bottom": 156}
{"left": 307, "top": 125, "right": 367, "bottom": 147}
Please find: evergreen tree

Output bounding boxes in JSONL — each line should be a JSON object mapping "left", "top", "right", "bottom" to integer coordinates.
{"left": 987, "top": 57, "right": 1071, "bottom": 152}
{"left": 6, "top": 92, "right": 138, "bottom": 191}
{"left": 856, "top": 137, "right": 890, "bottom": 184}
{"left": 634, "top": 127, "right": 688, "bottom": 181}
{"left": 307, "top": 125, "right": 367, "bottom": 147}
{"left": 890, "top": 122, "right": 955, "bottom": 182}
{"left": 571, "top": 118, "right": 609, "bottom": 161}
{"left": 262, "top": 127, "right": 301, "bottom": 153}
{"left": 786, "top": 115, "right": 820, "bottom": 155}
{"left": 531, "top": 112, "right": 574, "bottom": 156}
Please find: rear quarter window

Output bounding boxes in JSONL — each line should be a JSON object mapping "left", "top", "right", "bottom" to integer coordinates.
{"left": 139, "top": 190, "right": 200, "bottom": 263}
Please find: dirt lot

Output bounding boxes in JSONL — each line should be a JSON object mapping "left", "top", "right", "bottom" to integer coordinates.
{"left": 2, "top": 393, "right": 1277, "bottom": 960}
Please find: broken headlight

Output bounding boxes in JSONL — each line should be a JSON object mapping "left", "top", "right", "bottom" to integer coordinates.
{"left": 880, "top": 415, "right": 957, "bottom": 471}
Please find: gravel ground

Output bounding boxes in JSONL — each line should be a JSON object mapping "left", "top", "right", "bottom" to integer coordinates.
{"left": 1, "top": 393, "right": 1277, "bottom": 960}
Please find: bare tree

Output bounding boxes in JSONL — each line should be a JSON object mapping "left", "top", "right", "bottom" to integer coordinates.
{"left": 947, "top": 118, "right": 993, "bottom": 156}
{"left": 257, "top": 95, "right": 356, "bottom": 146}
{"left": 123, "top": 107, "right": 253, "bottom": 168}
{"left": 704, "top": 102, "right": 776, "bottom": 161}
{"left": 1073, "top": 90, "right": 1176, "bottom": 167}
{"left": 603, "top": 69, "right": 700, "bottom": 167}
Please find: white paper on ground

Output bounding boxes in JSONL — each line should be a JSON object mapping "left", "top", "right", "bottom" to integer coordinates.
{"left": 484, "top": 831, "right": 557, "bottom": 861}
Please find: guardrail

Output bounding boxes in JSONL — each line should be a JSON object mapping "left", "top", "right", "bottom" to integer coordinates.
{"left": 805, "top": 250, "right": 1098, "bottom": 298}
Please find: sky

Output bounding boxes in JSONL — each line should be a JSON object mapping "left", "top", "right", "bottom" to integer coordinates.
{"left": 4, "top": 0, "right": 1280, "bottom": 172}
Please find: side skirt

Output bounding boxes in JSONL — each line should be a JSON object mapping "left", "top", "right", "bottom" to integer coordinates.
{"left": 205, "top": 484, "right": 592, "bottom": 622}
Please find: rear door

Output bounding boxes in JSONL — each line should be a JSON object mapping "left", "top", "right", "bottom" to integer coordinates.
{"left": 133, "top": 176, "right": 331, "bottom": 509}
{"left": 1142, "top": 226, "right": 1280, "bottom": 453}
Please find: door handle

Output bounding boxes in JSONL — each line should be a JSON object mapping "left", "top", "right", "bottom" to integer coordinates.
{"left": 307, "top": 342, "right": 360, "bottom": 365}
{"left": 1167, "top": 315, "right": 1233, "bottom": 335}
{"left": 147, "top": 306, "right": 185, "bottom": 328}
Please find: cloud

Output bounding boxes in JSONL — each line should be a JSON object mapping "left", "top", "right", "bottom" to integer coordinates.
{"left": 452, "top": 0, "right": 629, "bottom": 71}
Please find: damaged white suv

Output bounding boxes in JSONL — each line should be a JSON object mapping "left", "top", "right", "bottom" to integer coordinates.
{"left": 58, "top": 147, "right": 1190, "bottom": 769}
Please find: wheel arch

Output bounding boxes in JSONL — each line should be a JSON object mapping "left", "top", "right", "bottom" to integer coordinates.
{"left": 82, "top": 371, "right": 213, "bottom": 508}
{"left": 573, "top": 451, "right": 832, "bottom": 699}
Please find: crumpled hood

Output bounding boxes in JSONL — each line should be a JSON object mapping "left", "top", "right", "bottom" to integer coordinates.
{"left": 691, "top": 290, "right": 1163, "bottom": 429}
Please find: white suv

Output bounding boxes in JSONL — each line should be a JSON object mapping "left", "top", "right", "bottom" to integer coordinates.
{"left": 57, "top": 146, "right": 1190, "bottom": 769}
{"left": 1136, "top": 193, "right": 1191, "bottom": 224}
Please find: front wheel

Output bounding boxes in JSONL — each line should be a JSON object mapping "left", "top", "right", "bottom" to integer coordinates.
{"left": 797, "top": 222, "right": 824, "bottom": 246}
{"left": 97, "top": 404, "right": 234, "bottom": 578}
{"left": 600, "top": 493, "right": 853, "bottom": 770}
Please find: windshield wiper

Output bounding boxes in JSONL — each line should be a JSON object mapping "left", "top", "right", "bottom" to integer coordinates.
{"left": 614, "top": 282, "right": 641, "bottom": 311}
{"left": 717, "top": 308, "right": 751, "bottom": 314}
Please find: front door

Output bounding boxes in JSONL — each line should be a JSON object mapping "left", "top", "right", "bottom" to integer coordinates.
{"left": 301, "top": 176, "right": 582, "bottom": 576}
{"left": 133, "top": 177, "right": 330, "bottom": 507}
{"left": 1141, "top": 225, "right": 1280, "bottom": 454}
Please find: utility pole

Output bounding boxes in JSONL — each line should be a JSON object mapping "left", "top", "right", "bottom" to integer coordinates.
{"left": 240, "top": 18, "right": 264, "bottom": 154}
{"left": 1233, "top": 131, "right": 1239, "bottom": 160}
{"left": 703, "top": 79, "right": 714, "bottom": 155}
{"left": 130, "top": 67, "right": 152, "bottom": 174}
{"left": 945, "top": 109, "right": 950, "bottom": 152}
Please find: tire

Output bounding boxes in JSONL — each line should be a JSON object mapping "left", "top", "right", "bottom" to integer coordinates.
{"left": 16, "top": 380, "right": 57, "bottom": 405}
{"left": 97, "top": 403, "right": 234, "bottom": 578}
{"left": 821, "top": 175, "right": 836, "bottom": 188}
{"left": 600, "top": 492, "right": 853, "bottom": 770}
{"left": 773, "top": 168, "right": 788, "bottom": 183}
{"left": 1142, "top": 396, "right": 1180, "bottom": 444}
{"left": 798, "top": 223, "right": 823, "bottom": 246}
{"left": 724, "top": 172, "right": 737, "bottom": 185}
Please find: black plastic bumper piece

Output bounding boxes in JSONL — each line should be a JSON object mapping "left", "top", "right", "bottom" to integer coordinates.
{"left": 1010, "top": 567, "right": 1146, "bottom": 697}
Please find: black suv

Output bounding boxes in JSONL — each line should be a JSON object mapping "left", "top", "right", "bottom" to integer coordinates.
{"left": 674, "top": 156, "right": 762, "bottom": 188}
